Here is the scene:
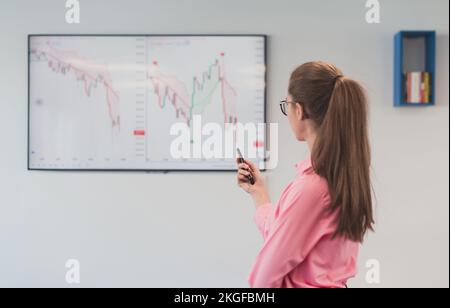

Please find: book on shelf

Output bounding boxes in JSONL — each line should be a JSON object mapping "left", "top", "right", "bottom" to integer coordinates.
{"left": 404, "top": 72, "right": 431, "bottom": 104}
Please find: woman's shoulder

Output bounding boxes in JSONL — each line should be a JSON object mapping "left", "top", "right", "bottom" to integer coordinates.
{"left": 295, "top": 168, "right": 330, "bottom": 199}
{"left": 294, "top": 156, "right": 329, "bottom": 196}
{"left": 275, "top": 171, "right": 330, "bottom": 216}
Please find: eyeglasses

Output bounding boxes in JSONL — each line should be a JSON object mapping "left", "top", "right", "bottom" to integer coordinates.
{"left": 279, "top": 99, "right": 297, "bottom": 116}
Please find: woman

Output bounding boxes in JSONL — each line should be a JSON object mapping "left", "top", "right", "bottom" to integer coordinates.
{"left": 237, "top": 61, "right": 374, "bottom": 288}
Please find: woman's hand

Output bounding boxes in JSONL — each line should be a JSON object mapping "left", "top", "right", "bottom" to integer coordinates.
{"left": 236, "top": 159, "right": 271, "bottom": 208}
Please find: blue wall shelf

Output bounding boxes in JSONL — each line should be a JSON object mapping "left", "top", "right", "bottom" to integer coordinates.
{"left": 394, "top": 31, "right": 436, "bottom": 107}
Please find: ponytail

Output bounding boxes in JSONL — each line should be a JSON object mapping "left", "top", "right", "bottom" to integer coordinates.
{"left": 289, "top": 61, "right": 374, "bottom": 242}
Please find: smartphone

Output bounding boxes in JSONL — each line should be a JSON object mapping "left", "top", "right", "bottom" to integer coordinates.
{"left": 236, "top": 148, "right": 255, "bottom": 185}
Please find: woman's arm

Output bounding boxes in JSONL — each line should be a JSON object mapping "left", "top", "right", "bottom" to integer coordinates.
{"left": 254, "top": 203, "right": 272, "bottom": 239}
{"left": 236, "top": 159, "right": 273, "bottom": 238}
{"left": 248, "top": 180, "right": 327, "bottom": 288}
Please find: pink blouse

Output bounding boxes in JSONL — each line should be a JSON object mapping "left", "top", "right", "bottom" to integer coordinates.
{"left": 248, "top": 155, "right": 359, "bottom": 288}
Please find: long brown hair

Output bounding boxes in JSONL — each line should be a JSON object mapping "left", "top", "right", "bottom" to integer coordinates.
{"left": 288, "top": 61, "right": 374, "bottom": 243}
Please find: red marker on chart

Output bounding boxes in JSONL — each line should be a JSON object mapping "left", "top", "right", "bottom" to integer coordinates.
{"left": 134, "top": 130, "right": 145, "bottom": 136}
{"left": 253, "top": 140, "right": 264, "bottom": 148}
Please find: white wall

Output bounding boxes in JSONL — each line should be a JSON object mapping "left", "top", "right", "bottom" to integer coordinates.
{"left": 0, "top": 0, "right": 448, "bottom": 288}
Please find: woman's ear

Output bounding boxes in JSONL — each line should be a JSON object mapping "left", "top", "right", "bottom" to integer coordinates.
{"left": 295, "top": 103, "right": 304, "bottom": 121}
